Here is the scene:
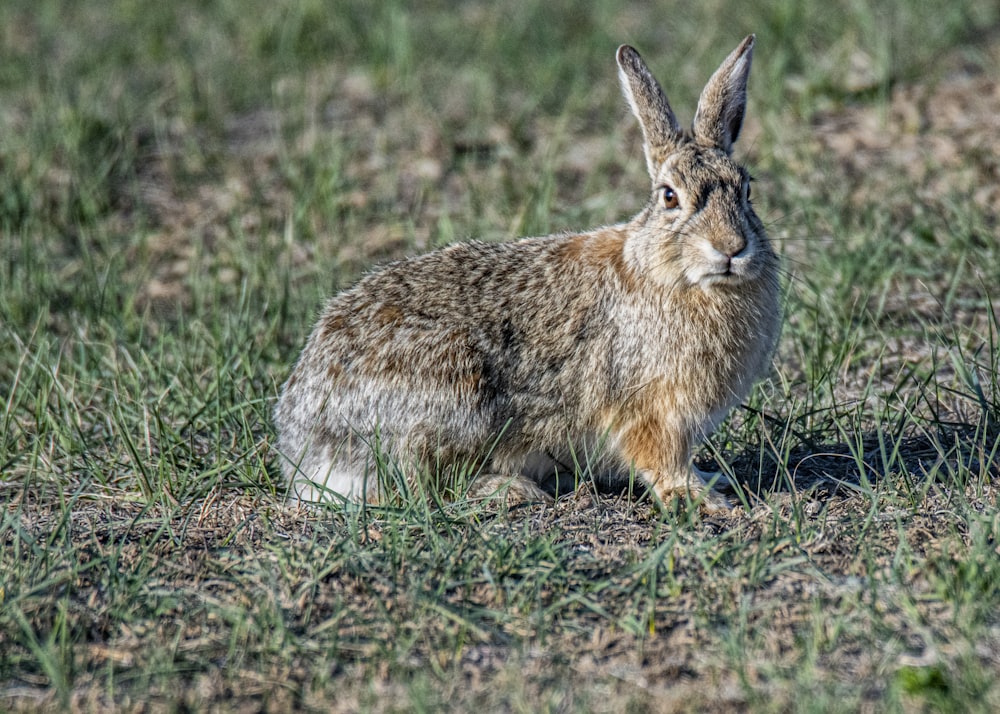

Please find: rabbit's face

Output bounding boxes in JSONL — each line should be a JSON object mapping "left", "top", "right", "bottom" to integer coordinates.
{"left": 636, "top": 141, "right": 774, "bottom": 290}
{"left": 617, "top": 38, "right": 777, "bottom": 293}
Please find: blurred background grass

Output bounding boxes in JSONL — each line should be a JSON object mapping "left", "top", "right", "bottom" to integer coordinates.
{"left": 1, "top": 0, "right": 996, "bottom": 349}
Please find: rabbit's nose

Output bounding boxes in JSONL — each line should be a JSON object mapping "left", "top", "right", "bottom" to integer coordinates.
{"left": 722, "top": 234, "right": 747, "bottom": 258}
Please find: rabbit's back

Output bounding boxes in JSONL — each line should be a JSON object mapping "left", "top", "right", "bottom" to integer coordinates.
{"left": 274, "top": 231, "right": 632, "bottom": 495}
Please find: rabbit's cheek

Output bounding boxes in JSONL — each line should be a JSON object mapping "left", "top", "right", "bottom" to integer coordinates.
{"left": 728, "top": 250, "right": 758, "bottom": 278}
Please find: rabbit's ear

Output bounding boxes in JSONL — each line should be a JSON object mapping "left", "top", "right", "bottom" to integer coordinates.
{"left": 692, "top": 35, "right": 754, "bottom": 154}
{"left": 617, "top": 45, "right": 682, "bottom": 179}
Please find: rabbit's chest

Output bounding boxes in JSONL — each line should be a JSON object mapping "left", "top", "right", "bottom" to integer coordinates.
{"left": 624, "top": 290, "right": 775, "bottom": 391}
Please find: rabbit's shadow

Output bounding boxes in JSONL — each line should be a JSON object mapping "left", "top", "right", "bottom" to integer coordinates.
{"left": 705, "top": 425, "right": 996, "bottom": 502}
{"left": 536, "top": 425, "right": 995, "bottom": 504}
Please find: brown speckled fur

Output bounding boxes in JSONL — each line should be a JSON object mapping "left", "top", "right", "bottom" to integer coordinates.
{"left": 274, "top": 36, "right": 781, "bottom": 513}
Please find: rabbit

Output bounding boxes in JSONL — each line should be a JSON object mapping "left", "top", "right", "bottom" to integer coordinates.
{"left": 273, "top": 35, "right": 781, "bottom": 514}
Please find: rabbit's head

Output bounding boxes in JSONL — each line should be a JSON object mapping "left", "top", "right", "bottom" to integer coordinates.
{"left": 617, "top": 36, "right": 773, "bottom": 291}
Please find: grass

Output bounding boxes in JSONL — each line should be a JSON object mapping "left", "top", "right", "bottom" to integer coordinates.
{"left": 2, "top": 0, "right": 1000, "bottom": 710}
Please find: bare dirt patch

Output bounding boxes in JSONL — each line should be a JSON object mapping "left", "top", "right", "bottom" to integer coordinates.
{"left": 810, "top": 36, "right": 1000, "bottom": 219}
{"left": 5, "top": 470, "right": 999, "bottom": 712}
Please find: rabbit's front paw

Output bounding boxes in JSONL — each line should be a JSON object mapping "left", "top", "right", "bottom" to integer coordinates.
{"left": 695, "top": 486, "right": 734, "bottom": 515}
{"left": 649, "top": 469, "right": 734, "bottom": 515}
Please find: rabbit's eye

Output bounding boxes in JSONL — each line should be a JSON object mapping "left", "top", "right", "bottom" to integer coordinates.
{"left": 660, "top": 186, "right": 679, "bottom": 210}
{"left": 744, "top": 181, "right": 751, "bottom": 200}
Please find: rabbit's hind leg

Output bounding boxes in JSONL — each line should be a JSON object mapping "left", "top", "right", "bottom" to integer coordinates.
{"left": 466, "top": 473, "right": 554, "bottom": 506}
{"left": 289, "top": 460, "right": 378, "bottom": 505}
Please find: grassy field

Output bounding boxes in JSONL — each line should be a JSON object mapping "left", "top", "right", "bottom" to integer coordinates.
{"left": 3, "top": 0, "right": 1000, "bottom": 711}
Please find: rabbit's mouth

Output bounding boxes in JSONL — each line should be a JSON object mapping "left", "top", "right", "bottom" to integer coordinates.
{"left": 696, "top": 271, "right": 739, "bottom": 288}
{"left": 685, "top": 239, "right": 760, "bottom": 286}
